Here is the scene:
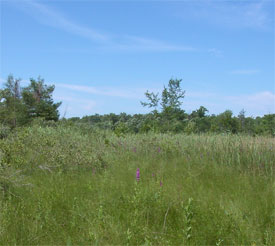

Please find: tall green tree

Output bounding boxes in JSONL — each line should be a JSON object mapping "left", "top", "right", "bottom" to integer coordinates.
{"left": 22, "top": 77, "right": 61, "bottom": 121}
{"left": 215, "top": 110, "right": 239, "bottom": 133}
{"left": 161, "top": 78, "right": 185, "bottom": 112}
{"left": 0, "top": 75, "right": 26, "bottom": 128}
{"left": 238, "top": 109, "right": 246, "bottom": 133}
{"left": 141, "top": 78, "right": 186, "bottom": 131}
{"left": 189, "top": 106, "right": 210, "bottom": 133}
{"left": 141, "top": 78, "right": 185, "bottom": 113}
{"left": 140, "top": 90, "right": 159, "bottom": 111}
{"left": 256, "top": 114, "right": 275, "bottom": 136}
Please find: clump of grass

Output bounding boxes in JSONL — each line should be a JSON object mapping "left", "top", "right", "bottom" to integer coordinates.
{"left": 0, "top": 124, "right": 274, "bottom": 245}
{"left": 182, "top": 197, "right": 193, "bottom": 243}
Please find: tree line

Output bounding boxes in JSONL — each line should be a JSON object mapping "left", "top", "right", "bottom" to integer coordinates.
{"left": 0, "top": 75, "right": 274, "bottom": 136}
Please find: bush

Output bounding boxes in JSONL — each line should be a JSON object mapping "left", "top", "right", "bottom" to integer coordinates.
{"left": 0, "top": 125, "right": 10, "bottom": 139}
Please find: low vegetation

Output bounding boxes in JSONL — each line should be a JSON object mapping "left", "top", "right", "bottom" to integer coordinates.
{"left": 0, "top": 123, "right": 274, "bottom": 245}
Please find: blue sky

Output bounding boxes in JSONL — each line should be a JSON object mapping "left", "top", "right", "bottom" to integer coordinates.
{"left": 1, "top": 0, "right": 274, "bottom": 118}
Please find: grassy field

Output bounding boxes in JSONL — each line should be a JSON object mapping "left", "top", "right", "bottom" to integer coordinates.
{"left": 0, "top": 124, "right": 274, "bottom": 245}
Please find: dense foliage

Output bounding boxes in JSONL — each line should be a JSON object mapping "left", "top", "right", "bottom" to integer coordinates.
{"left": 0, "top": 75, "right": 61, "bottom": 129}
{"left": 70, "top": 110, "right": 274, "bottom": 136}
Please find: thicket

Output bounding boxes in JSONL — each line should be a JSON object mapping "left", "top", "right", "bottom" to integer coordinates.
{"left": 72, "top": 109, "right": 274, "bottom": 136}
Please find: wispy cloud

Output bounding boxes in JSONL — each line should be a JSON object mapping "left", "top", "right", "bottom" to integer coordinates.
{"left": 176, "top": 0, "right": 273, "bottom": 30}
{"left": 184, "top": 90, "right": 275, "bottom": 116}
{"left": 207, "top": 48, "right": 223, "bottom": 57}
{"left": 186, "top": 91, "right": 216, "bottom": 98}
{"left": 239, "top": 0, "right": 272, "bottom": 29}
{"left": 13, "top": 0, "right": 196, "bottom": 53}
{"left": 114, "top": 36, "right": 196, "bottom": 52}
{"left": 226, "top": 91, "right": 275, "bottom": 115}
{"left": 57, "top": 83, "right": 219, "bottom": 102}
{"left": 22, "top": 1, "right": 108, "bottom": 42}
{"left": 56, "top": 96, "right": 96, "bottom": 110}
{"left": 56, "top": 83, "right": 146, "bottom": 99}
{"left": 53, "top": 94, "right": 97, "bottom": 117}
{"left": 230, "top": 69, "right": 260, "bottom": 75}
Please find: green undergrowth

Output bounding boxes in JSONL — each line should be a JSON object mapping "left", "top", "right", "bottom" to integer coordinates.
{"left": 0, "top": 124, "right": 274, "bottom": 245}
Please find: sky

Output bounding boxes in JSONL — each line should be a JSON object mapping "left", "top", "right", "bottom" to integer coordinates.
{"left": 0, "top": 0, "right": 274, "bottom": 118}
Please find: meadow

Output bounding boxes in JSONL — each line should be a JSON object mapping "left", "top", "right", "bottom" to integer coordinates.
{"left": 0, "top": 123, "right": 274, "bottom": 245}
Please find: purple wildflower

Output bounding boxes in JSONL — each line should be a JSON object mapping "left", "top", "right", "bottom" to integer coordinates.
{"left": 152, "top": 173, "right": 155, "bottom": 177}
{"left": 133, "top": 147, "right": 137, "bottom": 153}
{"left": 136, "top": 168, "right": 140, "bottom": 182}
{"left": 157, "top": 147, "right": 161, "bottom": 153}
{"left": 160, "top": 181, "right": 163, "bottom": 187}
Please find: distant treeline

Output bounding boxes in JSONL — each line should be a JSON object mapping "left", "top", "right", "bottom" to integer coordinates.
{"left": 68, "top": 78, "right": 274, "bottom": 136}
{"left": 0, "top": 75, "right": 274, "bottom": 136}
{"left": 67, "top": 110, "right": 274, "bottom": 136}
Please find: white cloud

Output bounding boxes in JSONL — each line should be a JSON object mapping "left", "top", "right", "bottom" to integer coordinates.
{"left": 22, "top": 1, "right": 108, "bottom": 42}
{"left": 115, "top": 35, "right": 196, "bottom": 52}
{"left": 186, "top": 91, "right": 216, "bottom": 98}
{"left": 230, "top": 69, "right": 260, "bottom": 75}
{"left": 240, "top": 1, "right": 272, "bottom": 29}
{"left": 226, "top": 91, "right": 275, "bottom": 115}
{"left": 207, "top": 48, "right": 223, "bottom": 57}
{"left": 184, "top": 90, "right": 275, "bottom": 116}
{"left": 54, "top": 94, "right": 97, "bottom": 118}
{"left": 56, "top": 83, "right": 145, "bottom": 99}
{"left": 176, "top": 0, "right": 273, "bottom": 30}
{"left": 13, "top": 0, "right": 196, "bottom": 53}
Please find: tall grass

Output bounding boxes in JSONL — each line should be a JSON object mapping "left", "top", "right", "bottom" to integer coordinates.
{"left": 0, "top": 124, "right": 274, "bottom": 245}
